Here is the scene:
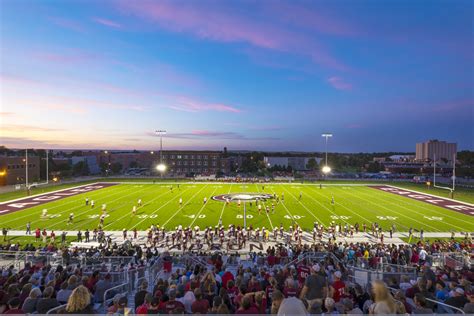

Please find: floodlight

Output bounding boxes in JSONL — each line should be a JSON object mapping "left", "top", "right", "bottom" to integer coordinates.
{"left": 156, "top": 164, "right": 167, "bottom": 172}
{"left": 322, "top": 166, "right": 331, "bottom": 174}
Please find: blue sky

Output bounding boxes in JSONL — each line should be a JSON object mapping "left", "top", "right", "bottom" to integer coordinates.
{"left": 1, "top": 0, "right": 473, "bottom": 152}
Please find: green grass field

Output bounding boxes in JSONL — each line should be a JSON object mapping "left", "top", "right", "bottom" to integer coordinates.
{"left": 0, "top": 183, "right": 473, "bottom": 233}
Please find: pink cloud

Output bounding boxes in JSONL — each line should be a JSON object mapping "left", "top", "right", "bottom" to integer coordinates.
{"left": 115, "top": 1, "right": 348, "bottom": 71}
{"left": 327, "top": 76, "right": 353, "bottom": 90}
{"left": 93, "top": 17, "right": 122, "bottom": 28}
{"left": 168, "top": 96, "right": 241, "bottom": 113}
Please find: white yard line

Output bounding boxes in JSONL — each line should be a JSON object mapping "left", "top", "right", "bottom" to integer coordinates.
{"left": 189, "top": 187, "right": 219, "bottom": 227}
{"left": 356, "top": 187, "right": 468, "bottom": 232}
{"left": 266, "top": 186, "right": 301, "bottom": 228}
{"left": 305, "top": 186, "right": 372, "bottom": 226}
{"left": 280, "top": 185, "right": 325, "bottom": 225}
{"left": 77, "top": 184, "right": 174, "bottom": 230}
{"left": 255, "top": 184, "right": 274, "bottom": 230}
{"left": 160, "top": 185, "right": 209, "bottom": 228}
{"left": 339, "top": 187, "right": 442, "bottom": 232}
{"left": 50, "top": 185, "right": 154, "bottom": 230}
{"left": 217, "top": 183, "right": 233, "bottom": 225}
{"left": 6, "top": 184, "right": 133, "bottom": 229}
{"left": 371, "top": 187, "right": 474, "bottom": 225}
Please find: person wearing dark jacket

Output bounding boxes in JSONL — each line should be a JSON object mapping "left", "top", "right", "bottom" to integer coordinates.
{"left": 37, "top": 286, "right": 59, "bottom": 314}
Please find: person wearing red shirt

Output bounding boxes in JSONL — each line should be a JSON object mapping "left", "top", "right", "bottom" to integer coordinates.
{"left": 331, "top": 271, "right": 345, "bottom": 303}
{"left": 35, "top": 228, "right": 41, "bottom": 242}
{"left": 4, "top": 298, "right": 24, "bottom": 315}
{"left": 283, "top": 281, "right": 299, "bottom": 298}
{"left": 235, "top": 294, "right": 260, "bottom": 314}
{"left": 159, "top": 290, "right": 185, "bottom": 314}
{"left": 191, "top": 288, "right": 209, "bottom": 314}
{"left": 222, "top": 270, "right": 234, "bottom": 289}
{"left": 247, "top": 277, "right": 261, "bottom": 293}
{"left": 297, "top": 264, "right": 310, "bottom": 285}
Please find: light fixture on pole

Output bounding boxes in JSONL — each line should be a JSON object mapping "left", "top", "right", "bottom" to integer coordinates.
{"left": 321, "top": 133, "right": 333, "bottom": 174}
{"left": 155, "top": 130, "right": 167, "bottom": 177}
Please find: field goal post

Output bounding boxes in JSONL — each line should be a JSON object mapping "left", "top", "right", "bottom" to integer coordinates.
{"left": 433, "top": 153, "right": 456, "bottom": 198}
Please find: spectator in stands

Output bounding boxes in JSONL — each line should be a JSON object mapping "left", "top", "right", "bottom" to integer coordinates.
{"left": 464, "top": 294, "right": 474, "bottom": 314}
{"left": 94, "top": 273, "right": 112, "bottom": 303}
{"left": 192, "top": 288, "right": 209, "bottom": 314}
{"left": 270, "top": 290, "right": 285, "bottom": 315}
{"left": 21, "top": 287, "right": 41, "bottom": 313}
{"left": 117, "top": 296, "right": 133, "bottom": 316}
{"left": 57, "top": 280, "right": 73, "bottom": 304}
{"left": 324, "top": 297, "right": 336, "bottom": 314}
{"left": 147, "top": 297, "right": 161, "bottom": 314}
{"left": 235, "top": 294, "right": 259, "bottom": 314}
{"left": 160, "top": 289, "right": 184, "bottom": 314}
{"left": 330, "top": 270, "right": 345, "bottom": 303}
{"left": 368, "top": 280, "right": 397, "bottom": 314}
{"left": 107, "top": 294, "right": 123, "bottom": 314}
{"left": 63, "top": 285, "right": 93, "bottom": 314}
{"left": 134, "top": 280, "right": 149, "bottom": 308}
{"left": 299, "top": 264, "right": 326, "bottom": 309}
{"left": 136, "top": 293, "right": 153, "bottom": 314}
{"left": 37, "top": 286, "right": 59, "bottom": 314}
{"left": 340, "top": 297, "right": 363, "bottom": 314}
{"left": 435, "top": 281, "right": 448, "bottom": 301}
{"left": 4, "top": 297, "right": 24, "bottom": 315}
{"left": 445, "top": 287, "right": 469, "bottom": 310}
{"left": 18, "top": 283, "right": 32, "bottom": 306}
{"left": 277, "top": 297, "right": 308, "bottom": 315}
{"left": 413, "top": 293, "right": 434, "bottom": 314}
{"left": 393, "top": 290, "right": 412, "bottom": 314}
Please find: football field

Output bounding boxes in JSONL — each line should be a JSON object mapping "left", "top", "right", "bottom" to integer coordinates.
{"left": 0, "top": 182, "right": 473, "bottom": 233}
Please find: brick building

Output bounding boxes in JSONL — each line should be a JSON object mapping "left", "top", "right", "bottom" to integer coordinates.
{"left": 161, "top": 151, "right": 229, "bottom": 175}
{"left": 0, "top": 156, "right": 40, "bottom": 186}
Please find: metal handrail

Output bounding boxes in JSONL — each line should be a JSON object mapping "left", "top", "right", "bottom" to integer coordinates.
{"left": 103, "top": 282, "right": 129, "bottom": 308}
{"left": 387, "top": 286, "right": 465, "bottom": 314}
{"left": 46, "top": 303, "right": 67, "bottom": 314}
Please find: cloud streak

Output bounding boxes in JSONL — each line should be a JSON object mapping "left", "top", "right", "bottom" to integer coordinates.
{"left": 167, "top": 96, "right": 241, "bottom": 113}
{"left": 149, "top": 130, "right": 278, "bottom": 141}
{"left": 327, "top": 76, "right": 353, "bottom": 90}
{"left": 93, "top": 17, "right": 122, "bottom": 28}
{"left": 115, "top": 0, "right": 348, "bottom": 71}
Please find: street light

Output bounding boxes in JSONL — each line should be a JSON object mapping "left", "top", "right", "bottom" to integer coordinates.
{"left": 155, "top": 130, "right": 167, "bottom": 177}
{"left": 321, "top": 133, "right": 333, "bottom": 174}
{"left": 156, "top": 164, "right": 167, "bottom": 172}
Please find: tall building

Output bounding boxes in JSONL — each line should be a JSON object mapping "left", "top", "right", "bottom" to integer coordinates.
{"left": 415, "top": 140, "right": 457, "bottom": 163}
{"left": 161, "top": 151, "right": 229, "bottom": 175}
{"left": 0, "top": 156, "right": 40, "bottom": 186}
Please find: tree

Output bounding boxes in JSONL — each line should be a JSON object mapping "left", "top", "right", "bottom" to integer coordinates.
{"left": 306, "top": 158, "right": 318, "bottom": 170}
{"left": 72, "top": 161, "right": 90, "bottom": 176}
{"left": 110, "top": 162, "right": 123, "bottom": 174}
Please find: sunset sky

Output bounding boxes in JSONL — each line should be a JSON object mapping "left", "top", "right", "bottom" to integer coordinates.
{"left": 1, "top": 0, "right": 473, "bottom": 152}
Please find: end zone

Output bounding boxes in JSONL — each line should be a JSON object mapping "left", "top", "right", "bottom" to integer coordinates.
{"left": 0, "top": 183, "right": 118, "bottom": 215}
{"left": 372, "top": 185, "right": 474, "bottom": 216}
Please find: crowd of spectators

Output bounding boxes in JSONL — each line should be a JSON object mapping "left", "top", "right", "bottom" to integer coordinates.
{"left": 0, "top": 234, "right": 472, "bottom": 314}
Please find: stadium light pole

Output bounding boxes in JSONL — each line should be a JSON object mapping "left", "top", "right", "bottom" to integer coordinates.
{"left": 155, "top": 130, "right": 167, "bottom": 178}
{"left": 321, "top": 133, "right": 333, "bottom": 174}
{"left": 25, "top": 148, "right": 29, "bottom": 194}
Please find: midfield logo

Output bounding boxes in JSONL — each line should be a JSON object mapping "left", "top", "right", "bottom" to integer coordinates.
{"left": 212, "top": 193, "right": 274, "bottom": 202}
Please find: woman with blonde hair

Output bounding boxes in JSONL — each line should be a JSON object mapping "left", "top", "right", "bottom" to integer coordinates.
{"left": 369, "top": 280, "right": 397, "bottom": 314}
{"left": 64, "top": 285, "right": 93, "bottom": 314}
